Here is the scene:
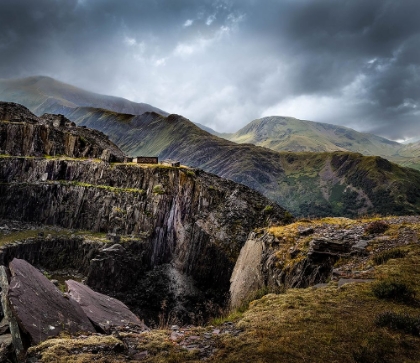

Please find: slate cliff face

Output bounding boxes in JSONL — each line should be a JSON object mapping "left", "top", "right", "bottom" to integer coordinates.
{"left": 0, "top": 102, "right": 291, "bottom": 323}
{"left": 0, "top": 159, "right": 288, "bottom": 322}
{"left": 0, "top": 102, "right": 124, "bottom": 161}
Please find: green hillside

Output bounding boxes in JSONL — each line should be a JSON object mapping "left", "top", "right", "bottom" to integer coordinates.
{"left": 1, "top": 77, "right": 419, "bottom": 217}
{"left": 220, "top": 116, "right": 420, "bottom": 171}
{"left": 64, "top": 108, "right": 420, "bottom": 218}
{"left": 2, "top": 76, "right": 418, "bottom": 170}
{"left": 392, "top": 141, "right": 420, "bottom": 170}
{"left": 226, "top": 116, "right": 399, "bottom": 155}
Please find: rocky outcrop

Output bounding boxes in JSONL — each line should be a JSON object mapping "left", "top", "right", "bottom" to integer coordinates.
{"left": 230, "top": 217, "right": 394, "bottom": 308}
{"left": 0, "top": 102, "right": 124, "bottom": 161}
{"left": 0, "top": 101, "right": 292, "bottom": 326}
{"left": 7, "top": 259, "right": 96, "bottom": 345}
{"left": 0, "top": 158, "right": 288, "bottom": 310}
{"left": 0, "top": 155, "right": 290, "bottom": 323}
{"left": 0, "top": 258, "right": 148, "bottom": 360}
{"left": 66, "top": 280, "right": 147, "bottom": 333}
{"left": 0, "top": 266, "right": 23, "bottom": 361}
{"left": 0, "top": 102, "right": 39, "bottom": 123}
{"left": 229, "top": 235, "right": 265, "bottom": 308}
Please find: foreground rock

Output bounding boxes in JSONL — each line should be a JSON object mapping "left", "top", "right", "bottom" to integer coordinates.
{"left": 66, "top": 279, "right": 148, "bottom": 333}
{"left": 7, "top": 259, "right": 96, "bottom": 344}
{"left": 230, "top": 216, "right": 420, "bottom": 308}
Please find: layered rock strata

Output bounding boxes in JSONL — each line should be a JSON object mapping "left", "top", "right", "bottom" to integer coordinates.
{"left": 0, "top": 101, "right": 291, "bottom": 325}
{"left": 0, "top": 102, "right": 124, "bottom": 161}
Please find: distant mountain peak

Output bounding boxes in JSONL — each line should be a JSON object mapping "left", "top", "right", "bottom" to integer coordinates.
{"left": 0, "top": 75, "right": 169, "bottom": 118}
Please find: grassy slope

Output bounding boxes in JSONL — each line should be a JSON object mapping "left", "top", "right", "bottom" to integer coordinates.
{"left": 214, "top": 217, "right": 420, "bottom": 363}
{"left": 222, "top": 116, "right": 420, "bottom": 171}
{"left": 392, "top": 141, "right": 420, "bottom": 170}
{"left": 64, "top": 108, "right": 420, "bottom": 217}
{"left": 225, "top": 116, "right": 416, "bottom": 163}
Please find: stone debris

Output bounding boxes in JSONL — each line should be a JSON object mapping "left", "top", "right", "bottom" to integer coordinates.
{"left": 66, "top": 279, "right": 148, "bottom": 333}
{"left": 7, "top": 259, "right": 96, "bottom": 344}
{"left": 337, "top": 278, "right": 374, "bottom": 288}
{"left": 0, "top": 258, "right": 150, "bottom": 360}
{"left": 161, "top": 322, "right": 242, "bottom": 359}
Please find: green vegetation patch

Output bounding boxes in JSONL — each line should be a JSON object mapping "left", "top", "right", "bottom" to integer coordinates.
{"left": 375, "top": 311, "right": 420, "bottom": 336}
{"left": 152, "top": 184, "right": 165, "bottom": 195}
{"left": 373, "top": 248, "right": 407, "bottom": 265}
{"left": 0, "top": 229, "right": 72, "bottom": 246}
{"left": 59, "top": 181, "right": 144, "bottom": 194}
{"left": 372, "top": 279, "right": 416, "bottom": 303}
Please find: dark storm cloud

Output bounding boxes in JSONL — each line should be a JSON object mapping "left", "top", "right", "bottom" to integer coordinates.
{"left": 0, "top": 0, "right": 419, "bottom": 139}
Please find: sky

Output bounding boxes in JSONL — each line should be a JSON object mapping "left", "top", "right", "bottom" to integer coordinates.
{"left": 0, "top": 0, "right": 419, "bottom": 140}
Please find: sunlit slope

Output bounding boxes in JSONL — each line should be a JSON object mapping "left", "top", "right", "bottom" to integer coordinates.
{"left": 226, "top": 116, "right": 401, "bottom": 156}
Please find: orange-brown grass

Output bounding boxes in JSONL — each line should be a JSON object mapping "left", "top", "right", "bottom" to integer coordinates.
{"left": 210, "top": 242, "right": 420, "bottom": 363}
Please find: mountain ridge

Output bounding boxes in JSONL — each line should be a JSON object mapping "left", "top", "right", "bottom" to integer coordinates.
{"left": 223, "top": 115, "right": 401, "bottom": 155}
{"left": 0, "top": 76, "right": 169, "bottom": 117}
{"left": 62, "top": 107, "right": 420, "bottom": 217}
{"left": 1, "top": 77, "right": 420, "bottom": 217}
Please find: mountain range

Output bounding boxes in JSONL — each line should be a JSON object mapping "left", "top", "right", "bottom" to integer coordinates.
{"left": 201, "top": 116, "right": 420, "bottom": 171}
{"left": 1, "top": 76, "right": 419, "bottom": 217}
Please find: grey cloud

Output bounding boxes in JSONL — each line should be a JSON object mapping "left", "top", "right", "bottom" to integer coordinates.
{"left": 0, "top": 0, "right": 419, "bottom": 139}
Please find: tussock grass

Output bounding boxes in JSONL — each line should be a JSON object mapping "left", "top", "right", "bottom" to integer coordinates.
{"left": 28, "top": 335, "right": 125, "bottom": 363}
{"left": 373, "top": 248, "right": 407, "bottom": 265}
{"left": 211, "top": 243, "right": 420, "bottom": 363}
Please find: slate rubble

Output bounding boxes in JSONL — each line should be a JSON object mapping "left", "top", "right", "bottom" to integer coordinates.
{"left": 0, "top": 259, "right": 147, "bottom": 361}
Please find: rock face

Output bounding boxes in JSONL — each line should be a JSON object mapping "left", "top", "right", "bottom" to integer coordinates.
{"left": 66, "top": 280, "right": 147, "bottom": 333}
{"left": 230, "top": 218, "right": 380, "bottom": 308}
{"left": 0, "top": 102, "right": 124, "bottom": 161}
{"left": 0, "top": 101, "right": 292, "bottom": 324}
{"left": 230, "top": 236, "right": 265, "bottom": 309}
{"left": 0, "top": 266, "right": 23, "bottom": 361}
{"left": 7, "top": 259, "right": 96, "bottom": 344}
{"left": 0, "top": 156, "right": 290, "bottom": 323}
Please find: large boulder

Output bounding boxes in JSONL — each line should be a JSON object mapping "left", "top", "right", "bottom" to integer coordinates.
{"left": 7, "top": 259, "right": 95, "bottom": 344}
{"left": 66, "top": 280, "right": 147, "bottom": 333}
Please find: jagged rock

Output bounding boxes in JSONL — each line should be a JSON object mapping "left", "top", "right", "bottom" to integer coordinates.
{"left": 299, "top": 227, "right": 314, "bottom": 236}
{"left": 66, "top": 280, "right": 147, "bottom": 333}
{"left": 101, "top": 244, "right": 124, "bottom": 253}
{"left": 7, "top": 259, "right": 95, "bottom": 344}
{"left": 308, "top": 237, "right": 352, "bottom": 258}
{"left": 0, "top": 334, "right": 13, "bottom": 363}
{"left": 230, "top": 232, "right": 266, "bottom": 308}
{"left": 0, "top": 102, "right": 124, "bottom": 160}
{"left": 0, "top": 265, "right": 24, "bottom": 360}
{"left": 0, "top": 319, "right": 10, "bottom": 335}
{"left": 0, "top": 155, "right": 289, "bottom": 324}
{"left": 0, "top": 102, "right": 39, "bottom": 123}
